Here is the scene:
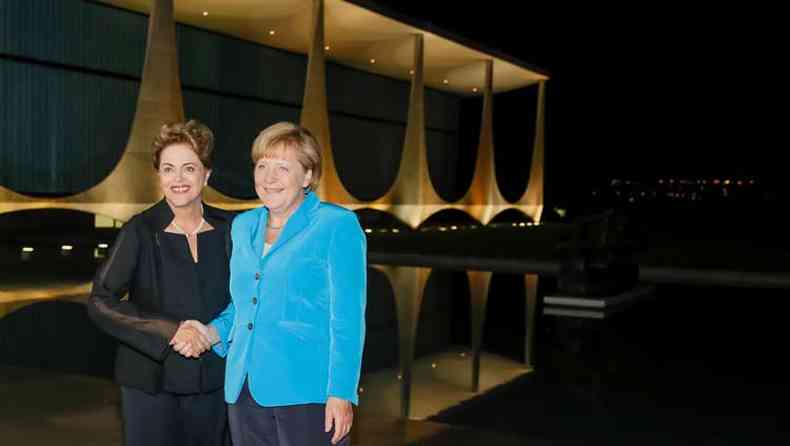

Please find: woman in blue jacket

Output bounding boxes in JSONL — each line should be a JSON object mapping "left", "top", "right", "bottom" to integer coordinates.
{"left": 173, "top": 122, "right": 366, "bottom": 445}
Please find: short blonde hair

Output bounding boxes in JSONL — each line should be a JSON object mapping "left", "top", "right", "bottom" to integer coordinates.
{"left": 251, "top": 122, "right": 322, "bottom": 191}
{"left": 152, "top": 119, "right": 214, "bottom": 169}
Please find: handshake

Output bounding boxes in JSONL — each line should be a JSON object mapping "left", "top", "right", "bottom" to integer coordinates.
{"left": 169, "top": 320, "right": 220, "bottom": 358}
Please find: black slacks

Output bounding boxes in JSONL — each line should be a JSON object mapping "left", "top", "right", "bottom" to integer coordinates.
{"left": 121, "top": 386, "right": 228, "bottom": 446}
{"left": 228, "top": 382, "right": 351, "bottom": 446}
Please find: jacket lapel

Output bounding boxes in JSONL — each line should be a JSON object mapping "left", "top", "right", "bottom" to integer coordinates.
{"left": 251, "top": 207, "right": 267, "bottom": 259}
{"left": 264, "top": 192, "right": 319, "bottom": 259}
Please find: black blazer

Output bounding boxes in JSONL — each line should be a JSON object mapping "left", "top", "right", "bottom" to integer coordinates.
{"left": 87, "top": 200, "right": 234, "bottom": 394}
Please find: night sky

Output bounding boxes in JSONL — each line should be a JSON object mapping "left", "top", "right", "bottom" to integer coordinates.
{"left": 362, "top": 2, "right": 785, "bottom": 204}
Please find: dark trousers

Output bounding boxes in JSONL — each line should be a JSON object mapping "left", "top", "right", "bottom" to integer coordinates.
{"left": 229, "top": 382, "right": 350, "bottom": 446}
{"left": 121, "top": 386, "right": 228, "bottom": 446}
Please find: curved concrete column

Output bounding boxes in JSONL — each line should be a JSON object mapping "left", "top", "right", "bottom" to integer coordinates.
{"left": 373, "top": 265, "right": 432, "bottom": 419}
{"left": 460, "top": 60, "right": 507, "bottom": 225}
{"left": 301, "top": 0, "right": 357, "bottom": 204}
{"left": 516, "top": 80, "right": 547, "bottom": 223}
{"left": 376, "top": 34, "right": 446, "bottom": 228}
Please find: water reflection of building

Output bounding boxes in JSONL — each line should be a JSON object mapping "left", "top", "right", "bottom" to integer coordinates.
{"left": 591, "top": 177, "right": 764, "bottom": 205}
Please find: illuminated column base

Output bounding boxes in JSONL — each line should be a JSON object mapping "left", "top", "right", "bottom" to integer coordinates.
{"left": 468, "top": 270, "right": 492, "bottom": 392}
{"left": 373, "top": 265, "right": 432, "bottom": 419}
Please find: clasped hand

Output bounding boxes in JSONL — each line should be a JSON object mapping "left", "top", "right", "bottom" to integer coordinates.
{"left": 169, "top": 320, "right": 218, "bottom": 358}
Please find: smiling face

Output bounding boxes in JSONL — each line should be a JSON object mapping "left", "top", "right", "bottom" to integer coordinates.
{"left": 157, "top": 143, "right": 211, "bottom": 209}
{"left": 253, "top": 144, "right": 312, "bottom": 218}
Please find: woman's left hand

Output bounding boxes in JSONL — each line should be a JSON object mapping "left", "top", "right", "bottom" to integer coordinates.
{"left": 325, "top": 397, "right": 353, "bottom": 444}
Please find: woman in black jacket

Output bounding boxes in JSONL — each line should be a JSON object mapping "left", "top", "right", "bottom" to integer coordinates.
{"left": 87, "top": 120, "right": 233, "bottom": 446}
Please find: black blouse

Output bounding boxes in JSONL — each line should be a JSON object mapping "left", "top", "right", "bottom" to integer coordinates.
{"left": 159, "top": 228, "right": 229, "bottom": 394}
{"left": 87, "top": 200, "right": 234, "bottom": 395}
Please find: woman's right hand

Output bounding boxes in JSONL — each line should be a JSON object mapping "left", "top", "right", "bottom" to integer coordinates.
{"left": 170, "top": 320, "right": 218, "bottom": 357}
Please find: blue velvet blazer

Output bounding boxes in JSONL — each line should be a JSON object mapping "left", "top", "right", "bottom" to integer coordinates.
{"left": 210, "top": 191, "right": 366, "bottom": 406}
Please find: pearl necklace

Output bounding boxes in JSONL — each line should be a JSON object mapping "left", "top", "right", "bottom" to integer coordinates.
{"left": 171, "top": 217, "right": 205, "bottom": 238}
